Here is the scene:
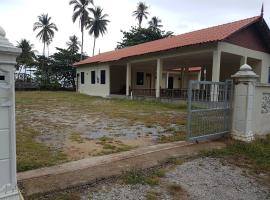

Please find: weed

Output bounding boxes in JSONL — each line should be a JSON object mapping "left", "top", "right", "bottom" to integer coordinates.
{"left": 202, "top": 135, "right": 270, "bottom": 172}
{"left": 145, "top": 190, "right": 161, "bottom": 200}
{"left": 157, "top": 132, "right": 186, "bottom": 143}
{"left": 122, "top": 168, "right": 166, "bottom": 186}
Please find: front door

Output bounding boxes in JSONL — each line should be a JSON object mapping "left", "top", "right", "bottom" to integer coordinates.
{"left": 146, "top": 73, "right": 152, "bottom": 88}
{"left": 168, "top": 77, "right": 174, "bottom": 89}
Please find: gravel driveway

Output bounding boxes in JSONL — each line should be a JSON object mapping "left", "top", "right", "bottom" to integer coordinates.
{"left": 166, "top": 157, "right": 269, "bottom": 200}
{"left": 84, "top": 158, "right": 269, "bottom": 200}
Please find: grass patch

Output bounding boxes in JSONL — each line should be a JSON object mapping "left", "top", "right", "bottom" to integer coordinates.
{"left": 166, "top": 184, "right": 187, "bottom": 200}
{"left": 145, "top": 190, "right": 161, "bottom": 200}
{"left": 16, "top": 126, "right": 67, "bottom": 172}
{"left": 69, "top": 132, "right": 84, "bottom": 143}
{"left": 157, "top": 132, "right": 186, "bottom": 143}
{"left": 122, "top": 168, "right": 166, "bottom": 186}
{"left": 95, "top": 137, "right": 132, "bottom": 156}
{"left": 202, "top": 135, "right": 270, "bottom": 172}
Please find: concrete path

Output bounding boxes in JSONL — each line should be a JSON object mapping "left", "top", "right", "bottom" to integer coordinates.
{"left": 18, "top": 141, "right": 225, "bottom": 197}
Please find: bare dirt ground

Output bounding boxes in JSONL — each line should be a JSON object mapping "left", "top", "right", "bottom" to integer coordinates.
{"left": 16, "top": 91, "right": 186, "bottom": 170}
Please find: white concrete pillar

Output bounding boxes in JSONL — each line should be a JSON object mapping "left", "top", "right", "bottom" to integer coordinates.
{"left": 211, "top": 50, "right": 221, "bottom": 82}
{"left": 156, "top": 58, "right": 163, "bottom": 98}
{"left": 0, "top": 26, "right": 21, "bottom": 199}
{"left": 231, "top": 64, "right": 258, "bottom": 142}
{"left": 211, "top": 50, "right": 221, "bottom": 101}
{"left": 126, "top": 63, "right": 131, "bottom": 96}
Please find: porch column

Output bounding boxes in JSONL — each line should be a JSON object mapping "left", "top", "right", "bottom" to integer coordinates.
{"left": 211, "top": 50, "right": 221, "bottom": 101}
{"left": 156, "top": 58, "right": 163, "bottom": 98}
{"left": 212, "top": 50, "right": 221, "bottom": 82}
{"left": 240, "top": 56, "right": 247, "bottom": 66}
{"left": 126, "top": 63, "right": 131, "bottom": 96}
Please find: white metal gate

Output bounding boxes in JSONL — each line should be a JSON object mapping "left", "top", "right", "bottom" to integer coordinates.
{"left": 187, "top": 80, "right": 233, "bottom": 142}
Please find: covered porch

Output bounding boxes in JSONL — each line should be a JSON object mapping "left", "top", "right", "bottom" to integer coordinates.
{"left": 109, "top": 44, "right": 263, "bottom": 100}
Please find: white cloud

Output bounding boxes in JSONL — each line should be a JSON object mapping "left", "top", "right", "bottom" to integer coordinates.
{"left": 0, "top": 0, "right": 268, "bottom": 56}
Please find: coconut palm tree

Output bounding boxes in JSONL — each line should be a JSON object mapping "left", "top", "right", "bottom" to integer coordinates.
{"left": 69, "top": 0, "right": 94, "bottom": 59}
{"left": 66, "top": 35, "right": 81, "bottom": 54}
{"left": 149, "top": 16, "right": 163, "bottom": 31}
{"left": 33, "top": 13, "right": 58, "bottom": 56}
{"left": 87, "top": 6, "right": 110, "bottom": 56}
{"left": 133, "top": 2, "right": 149, "bottom": 28}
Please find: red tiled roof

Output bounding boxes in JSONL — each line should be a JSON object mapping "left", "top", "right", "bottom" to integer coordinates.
{"left": 75, "top": 16, "right": 261, "bottom": 66}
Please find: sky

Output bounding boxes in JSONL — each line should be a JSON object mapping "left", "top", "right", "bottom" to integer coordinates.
{"left": 0, "top": 0, "right": 269, "bottom": 56}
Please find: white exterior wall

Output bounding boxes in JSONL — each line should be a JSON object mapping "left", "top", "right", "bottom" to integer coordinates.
{"left": 253, "top": 84, "right": 270, "bottom": 135}
{"left": 77, "top": 64, "right": 110, "bottom": 97}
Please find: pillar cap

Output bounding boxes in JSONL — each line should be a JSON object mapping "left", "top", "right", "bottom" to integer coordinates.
{"left": 0, "top": 25, "right": 21, "bottom": 55}
{"left": 231, "top": 64, "right": 259, "bottom": 79}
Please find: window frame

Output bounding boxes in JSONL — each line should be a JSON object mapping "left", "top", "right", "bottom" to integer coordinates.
{"left": 80, "top": 72, "right": 85, "bottom": 84}
{"left": 91, "top": 71, "right": 96, "bottom": 84}
{"left": 100, "top": 70, "right": 106, "bottom": 85}
{"left": 268, "top": 67, "right": 270, "bottom": 84}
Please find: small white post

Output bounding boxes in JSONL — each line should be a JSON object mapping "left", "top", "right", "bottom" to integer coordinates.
{"left": 0, "top": 26, "right": 21, "bottom": 199}
{"left": 231, "top": 64, "right": 258, "bottom": 142}
{"left": 126, "top": 63, "right": 131, "bottom": 96}
{"left": 156, "top": 58, "right": 163, "bottom": 98}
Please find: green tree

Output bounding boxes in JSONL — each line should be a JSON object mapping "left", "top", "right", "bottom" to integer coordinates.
{"left": 69, "top": 0, "right": 93, "bottom": 59}
{"left": 133, "top": 2, "right": 149, "bottom": 28}
{"left": 50, "top": 48, "right": 81, "bottom": 89}
{"left": 66, "top": 35, "right": 81, "bottom": 54}
{"left": 117, "top": 26, "right": 173, "bottom": 49}
{"left": 34, "top": 55, "right": 55, "bottom": 89}
{"left": 33, "top": 14, "right": 58, "bottom": 56}
{"left": 87, "top": 6, "right": 110, "bottom": 56}
{"left": 16, "top": 39, "right": 36, "bottom": 80}
{"left": 149, "top": 16, "right": 163, "bottom": 31}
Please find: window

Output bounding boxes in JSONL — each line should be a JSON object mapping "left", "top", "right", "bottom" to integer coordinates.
{"left": 81, "top": 72, "right": 85, "bottom": 84}
{"left": 0, "top": 75, "right": 5, "bottom": 81}
{"left": 91, "top": 71, "right": 96, "bottom": 84}
{"left": 268, "top": 67, "right": 270, "bottom": 84}
{"left": 136, "top": 72, "right": 144, "bottom": 85}
{"left": 100, "top": 70, "right": 106, "bottom": 84}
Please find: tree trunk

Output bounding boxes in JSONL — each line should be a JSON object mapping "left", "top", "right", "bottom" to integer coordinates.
{"left": 81, "top": 29, "right": 84, "bottom": 60}
{"left": 92, "top": 37, "right": 96, "bottom": 56}
{"left": 43, "top": 42, "right": 46, "bottom": 56}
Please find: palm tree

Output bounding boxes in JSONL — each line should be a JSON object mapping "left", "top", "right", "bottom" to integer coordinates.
{"left": 69, "top": 0, "right": 94, "bottom": 59}
{"left": 33, "top": 13, "right": 58, "bottom": 56}
{"left": 16, "top": 39, "right": 35, "bottom": 80}
{"left": 66, "top": 35, "right": 81, "bottom": 54}
{"left": 87, "top": 6, "right": 110, "bottom": 56}
{"left": 133, "top": 2, "right": 149, "bottom": 28}
{"left": 149, "top": 16, "right": 163, "bottom": 31}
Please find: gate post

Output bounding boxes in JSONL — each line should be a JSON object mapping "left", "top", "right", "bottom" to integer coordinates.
{"left": 231, "top": 64, "right": 258, "bottom": 142}
{"left": 0, "top": 26, "right": 21, "bottom": 199}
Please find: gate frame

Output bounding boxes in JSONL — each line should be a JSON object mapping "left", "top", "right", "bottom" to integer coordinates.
{"left": 187, "top": 80, "right": 233, "bottom": 142}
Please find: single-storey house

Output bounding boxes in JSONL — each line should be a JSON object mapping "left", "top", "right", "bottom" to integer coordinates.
{"left": 74, "top": 15, "right": 270, "bottom": 99}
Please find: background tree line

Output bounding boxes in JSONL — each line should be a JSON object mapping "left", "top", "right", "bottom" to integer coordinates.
{"left": 15, "top": 1, "right": 172, "bottom": 90}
